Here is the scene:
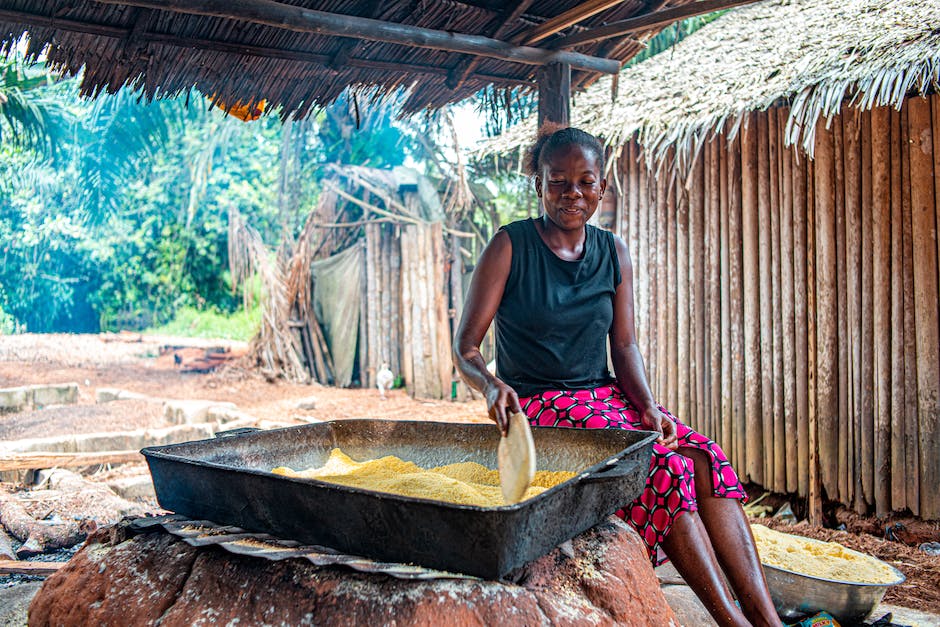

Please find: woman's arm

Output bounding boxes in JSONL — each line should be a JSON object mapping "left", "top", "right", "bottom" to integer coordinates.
{"left": 609, "top": 235, "right": 678, "bottom": 449}
{"left": 453, "top": 230, "right": 520, "bottom": 435}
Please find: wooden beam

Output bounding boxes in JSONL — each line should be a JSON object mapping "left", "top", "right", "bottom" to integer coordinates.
{"left": 447, "top": 0, "right": 536, "bottom": 89}
{"left": 0, "top": 8, "right": 533, "bottom": 88}
{"left": 537, "top": 62, "right": 570, "bottom": 127}
{"left": 0, "top": 450, "right": 144, "bottom": 472}
{"left": 0, "top": 560, "right": 65, "bottom": 576}
{"left": 550, "top": 0, "right": 762, "bottom": 49}
{"left": 93, "top": 0, "right": 621, "bottom": 74}
{"left": 524, "top": 0, "right": 625, "bottom": 45}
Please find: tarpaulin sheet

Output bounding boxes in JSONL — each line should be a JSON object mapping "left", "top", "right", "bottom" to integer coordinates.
{"left": 311, "top": 242, "right": 362, "bottom": 387}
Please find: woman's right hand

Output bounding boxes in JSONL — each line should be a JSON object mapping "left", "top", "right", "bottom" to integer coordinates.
{"left": 485, "top": 379, "right": 522, "bottom": 437}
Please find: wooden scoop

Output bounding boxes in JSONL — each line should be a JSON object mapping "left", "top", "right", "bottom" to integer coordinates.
{"left": 497, "top": 411, "right": 537, "bottom": 504}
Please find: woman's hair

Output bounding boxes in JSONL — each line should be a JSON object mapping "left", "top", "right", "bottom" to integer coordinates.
{"left": 524, "top": 124, "right": 605, "bottom": 176}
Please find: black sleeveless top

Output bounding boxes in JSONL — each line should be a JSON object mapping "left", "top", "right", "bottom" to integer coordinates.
{"left": 495, "top": 218, "right": 621, "bottom": 398}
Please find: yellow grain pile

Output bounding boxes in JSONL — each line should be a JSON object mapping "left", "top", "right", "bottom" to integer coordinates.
{"left": 272, "top": 448, "right": 576, "bottom": 507}
{"left": 752, "top": 524, "right": 900, "bottom": 584}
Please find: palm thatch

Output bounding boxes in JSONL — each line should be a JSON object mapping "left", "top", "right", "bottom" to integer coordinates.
{"left": 484, "top": 0, "right": 940, "bottom": 170}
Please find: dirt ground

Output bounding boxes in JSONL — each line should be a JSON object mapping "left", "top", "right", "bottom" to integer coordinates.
{"left": 1, "top": 333, "right": 938, "bottom": 617}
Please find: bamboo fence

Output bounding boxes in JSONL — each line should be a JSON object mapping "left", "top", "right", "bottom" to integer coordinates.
{"left": 616, "top": 95, "right": 940, "bottom": 519}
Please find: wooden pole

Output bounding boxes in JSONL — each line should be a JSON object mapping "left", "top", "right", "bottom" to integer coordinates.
{"left": 741, "top": 114, "right": 763, "bottom": 484}
{"left": 779, "top": 107, "right": 798, "bottom": 493}
{"left": 677, "top": 173, "right": 691, "bottom": 425}
{"left": 757, "top": 112, "right": 776, "bottom": 488}
{"left": 815, "top": 118, "right": 840, "bottom": 501}
{"left": 793, "top": 141, "right": 810, "bottom": 498}
{"left": 667, "top": 171, "right": 679, "bottom": 410}
{"left": 707, "top": 138, "right": 722, "bottom": 446}
{"left": 400, "top": 225, "right": 416, "bottom": 397}
{"left": 870, "top": 105, "right": 892, "bottom": 516}
{"left": 95, "top": 0, "right": 622, "bottom": 74}
{"left": 806, "top": 140, "right": 822, "bottom": 526}
{"left": 728, "top": 132, "right": 747, "bottom": 476}
{"left": 655, "top": 165, "right": 669, "bottom": 399}
{"left": 858, "top": 107, "right": 875, "bottom": 512}
{"left": 889, "top": 107, "right": 906, "bottom": 511}
{"left": 901, "top": 104, "right": 920, "bottom": 515}
{"left": 690, "top": 146, "right": 706, "bottom": 433}
{"left": 537, "top": 62, "right": 571, "bottom": 127}
{"left": 834, "top": 114, "right": 849, "bottom": 505}
{"left": 843, "top": 109, "right": 865, "bottom": 511}
{"left": 638, "top": 148, "right": 652, "bottom": 367}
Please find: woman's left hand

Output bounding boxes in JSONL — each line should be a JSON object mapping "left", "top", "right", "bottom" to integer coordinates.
{"left": 640, "top": 405, "right": 678, "bottom": 450}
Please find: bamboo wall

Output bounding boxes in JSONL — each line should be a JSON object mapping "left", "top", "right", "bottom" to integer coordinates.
{"left": 614, "top": 95, "right": 940, "bottom": 519}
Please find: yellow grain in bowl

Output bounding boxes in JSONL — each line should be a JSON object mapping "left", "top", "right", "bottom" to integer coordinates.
{"left": 751, "top": 524, "right": 900, "bottom": 584}
{"left": 272, "top": 448, "right": 576, "bottom": 507}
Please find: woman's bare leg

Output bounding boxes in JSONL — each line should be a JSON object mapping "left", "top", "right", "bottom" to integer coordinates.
{"left": 681, "top": 448, "right": 780, "bottom": 627}
{"left": 660, "top": 511, "right": 750, "bottom": 627}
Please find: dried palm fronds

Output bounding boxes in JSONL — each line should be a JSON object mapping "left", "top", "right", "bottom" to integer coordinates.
{"left": 482, "top": 0, "right": 940, "bottom": 175}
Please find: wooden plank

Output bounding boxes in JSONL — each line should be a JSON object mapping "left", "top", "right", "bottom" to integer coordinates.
{"left": 792, "top": 141, "right": 809, "bottom": 497}
{"left": 779, "top": 107, "right": 798, "bottom": 493}
{"left": 0, "top": 560, "right": 65, "bottom": 576}
{"left": 96, "top": 0, "right": 622, "bottom": 74}
{"left": 843, "top": 108, "right": 865, "bottom": 511}
{"left": 859, "top": 107, "right": 876, "bottom": 512}
{"left": 900, "top": 103, "right": 920, "bottom": 515}
{"left": 907, "top": 96, "right": 939, "bottom": 518}
{"left": 676, "top": 172, "right": 690, "bottom": 424}
{"left": 870, "top": 105, "right": 892, "bottom": 516}
{"left": 757, "top": 111, "right": 776, "bottom": 488}
{"left": 741, "top": 114, "right": 763, "bottom": 484}
{"left": 889, "top": 107, "right": 906, "bottom": 511}
{"left": 0, "top": 450, "right": 143, "bottom": 471}
{"left": 814, "top": 119, "right": 840, "bottom": 499}
{"left": 806, "top": 138, "right": 822, "bottom": 526}
{"left": 728, "top": 133, "right": 746, "bottom": 473}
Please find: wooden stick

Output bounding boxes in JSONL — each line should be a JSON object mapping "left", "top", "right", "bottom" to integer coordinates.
{"left": 757, "top": 112, "right": 775, "bottom": 488}
{"left": 638, "top": 147, "right": 651, "bottom": 368}
{"left": 768, "top": 108, "right": 785, "bottom": 493}
{"left": 400, "top": 225, "right": 415, "bottom": 397}
{"left": 94, "top": 0, "right": 621, "bottom": 74}
{"left": 666, "top": 169, "right": 678, "bottom": 409}
{"left": 870, "top": 105, "right": 892, "bottom": 516}
{"left": 524, "top": 0, "right": 625, "bottom": 44}
{"left": 655, "top": 165, "right": 668, "bottom": 399}
{"left": 690, "top": 146, "right": 706, "bottom": 433}
{"left": 676, "top": 171, "right": 690, "bottom": 425}
{"left": 0, "top": 560, "right": 65, "bottom": 576}
{"left": 741, "top": 113, "right": 763, "bottom": 484}
{"left": 0, "top": 451, "right": 143, "bottom": 472}
{"left": 707, "top": 138, "right": 723, "bottom": 447}
{"left": 807, "top": 137, "right": 822, "bottom": 526}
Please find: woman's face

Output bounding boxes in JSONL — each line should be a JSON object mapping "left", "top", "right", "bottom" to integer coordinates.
{"left": 535, "top": 143, "right": 607, "bottom": 231}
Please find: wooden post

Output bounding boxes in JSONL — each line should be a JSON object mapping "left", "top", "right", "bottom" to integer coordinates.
{"left": 639, "top": 148, "right": 651, "bottom": 370}
{"left": 400, "top": 224, "right": 416, "bottom": 397}
{"left": 901, "top": 104, "right": 920, "bottom": 515}
{"left": 858, "top": 108, "right": 876, "bottom": 512}
{"left": 815, "top": 118, "right": 840, "bottom": 502}
{"left": 741, "top": 113, "right": 763, "bottom": 484}
{"left": 889, "top": 107, "right": 906, "bottom": 511}
{"left": 728, "top": 132, "right": 747, "bottom": 476}
{"left": 769, "top": 109, "right": 785, "bottom": 493}
{"left": 690, "top": 147, "right": 706, "bottom": 433}
{"left": 656, "top": 165, "right": 669, "bottom": 399}
{"left": 870, "top": 105, "right": 892, "bottom": 516}
{"left": 707, "top": 139, "right": 723, "bottom": 446}
{"left": 833, "top": 114, "right": 849, "bottom": 505}
{"left": 779, "top": 107, "right": 798, "bottom": 493}
{"left": 537, "top": 62, "right": 571, "bottom": 128}
{"left": 807, "top": 143, "right": 822, "bottom": 526}
{"left": 757, "top": 112, "right": 775, "bottom": 487}
{"left": 676, "top": 174, "right": 690, "bottom": 423}
{"left": 667, "top": 172, "right": 678, "bottom": 409}
{"left": 793, "top": 142, "right": 809, "bottom": 497}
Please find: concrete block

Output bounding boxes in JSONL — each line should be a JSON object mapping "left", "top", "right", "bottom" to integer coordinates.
{"left": 96, "top": 388, "right": 148, "bottom": 403}
{"left": 0, "top": 423, "right": 218, "bottom": 455}
{"left": 661, "top": 584, "right": 717, "bottom": 626}
{"left": 30, "top": 382, "right": 79, "bottom": 407}
{"left": 0, "top": 386, "right": 31, "bottom": 411}
{"left": 206, "top": 406, "right": 257, "bottom": 424}
{"left": 164, "top": 399, "right": 237, "bottom": 425}
{"left": 107, "top": 474, "right": 156, "bottom": 501}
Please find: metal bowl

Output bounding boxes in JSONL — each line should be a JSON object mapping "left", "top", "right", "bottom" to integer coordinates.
{"left": 762, "top": 540, "right": 905, "bottom": 624}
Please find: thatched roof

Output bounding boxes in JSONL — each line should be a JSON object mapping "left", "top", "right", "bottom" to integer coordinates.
{"left": 0, "top": 0, "right": 747, "bottom": 119}
{"left": 485, "top": 0, "right": 940, "bottom": 168}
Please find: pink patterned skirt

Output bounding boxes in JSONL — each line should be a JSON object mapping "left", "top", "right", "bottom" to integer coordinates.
{"left": 520, "top": 384, "right": 747, "bottom": 566}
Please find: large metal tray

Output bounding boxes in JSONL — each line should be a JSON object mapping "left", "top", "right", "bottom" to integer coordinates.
{"left": 142, "top": 420, "right": 656, "bottom": 579}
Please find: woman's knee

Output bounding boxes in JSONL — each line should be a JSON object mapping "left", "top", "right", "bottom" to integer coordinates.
{"left": 677, "top": 447, "right": 714, "bottom": 492}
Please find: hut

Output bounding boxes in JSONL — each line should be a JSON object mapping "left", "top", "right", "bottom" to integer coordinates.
{"left": 487, "top": 0, "right": 940, "bottom": 519}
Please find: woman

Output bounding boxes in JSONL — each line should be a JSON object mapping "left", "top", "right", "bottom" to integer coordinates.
{"left": 454, "top": 126, "right": 780, "bottom": 627}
